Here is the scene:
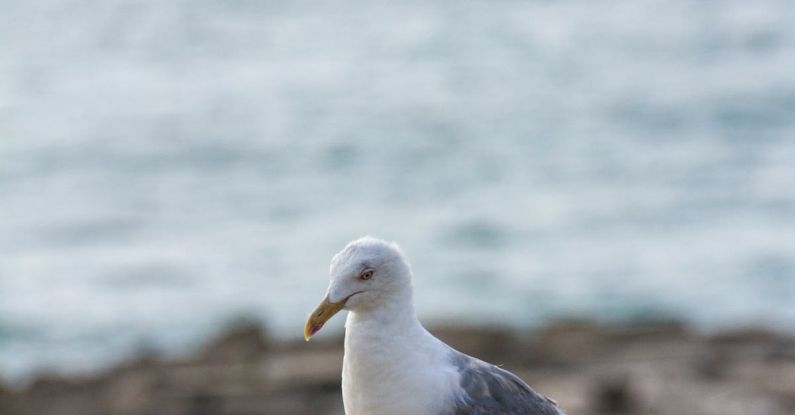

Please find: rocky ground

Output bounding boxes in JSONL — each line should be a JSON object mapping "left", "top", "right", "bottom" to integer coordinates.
{"left": 1, "top": 320, "right": 794, "bottom": 415}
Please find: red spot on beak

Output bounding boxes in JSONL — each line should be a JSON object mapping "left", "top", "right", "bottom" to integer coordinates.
{"left": 310, "top": 322, "right": 324, "bottom": 336}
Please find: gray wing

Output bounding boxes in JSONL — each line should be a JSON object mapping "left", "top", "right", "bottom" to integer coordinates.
{"left": 446, "top": 350, "right": 565, "bottom": 415}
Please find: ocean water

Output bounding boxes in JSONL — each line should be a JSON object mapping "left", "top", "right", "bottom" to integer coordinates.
{"left": 1, "top": 0, "right": 795, "bottom": 381}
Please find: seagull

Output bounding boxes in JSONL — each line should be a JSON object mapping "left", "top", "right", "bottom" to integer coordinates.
{"left": 304, "top": 236, "right": 566, "bottom": 415}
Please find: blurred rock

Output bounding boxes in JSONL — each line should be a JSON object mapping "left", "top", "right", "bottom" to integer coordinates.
{"left": 432, "top": 325, "right": 518, "bottom": 363}
{"left": 198, "top": 322, "right": 270, "bottom": 364}
{"left": 1, "top": 320, "right": 793, "bottom": 415}
{"left": 0, "top": 381, "right": 12, "bottom": 414}
{"left": 591, "top": 374, "right": 636, "bottom": 414}
{"left": 693, "top": 349, "right": 732, "bottom": 381}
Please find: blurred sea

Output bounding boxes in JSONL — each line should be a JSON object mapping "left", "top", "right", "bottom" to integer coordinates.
{"left": 1, "top": 0, "right": 795, "bottom": 382}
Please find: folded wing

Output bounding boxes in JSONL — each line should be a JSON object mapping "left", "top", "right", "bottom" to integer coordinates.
{"left": 447, "top": 350, "right": 565, "bottom": 415}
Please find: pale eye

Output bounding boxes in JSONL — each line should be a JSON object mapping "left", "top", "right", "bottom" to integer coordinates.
{"left": 359, "top": 269, "right": 374, "bottom": 281}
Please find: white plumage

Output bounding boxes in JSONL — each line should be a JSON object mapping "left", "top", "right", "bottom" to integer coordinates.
{"left": 305, "top": 237, "right": 565, "bottom": 415}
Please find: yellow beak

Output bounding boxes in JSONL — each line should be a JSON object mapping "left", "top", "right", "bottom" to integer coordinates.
{"left": 304, "top": 295, "right": 346, "bottom": 341}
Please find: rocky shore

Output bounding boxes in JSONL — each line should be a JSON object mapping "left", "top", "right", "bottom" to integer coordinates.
{"left": 1, "top": 320, "right": 793, "bottom": 415}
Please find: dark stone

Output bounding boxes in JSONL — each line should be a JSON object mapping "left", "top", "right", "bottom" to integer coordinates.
{"left": 692, "top": 350, "right": 730, "bottom": 381}
{"left": 198, "top": 322, "right": 269, "bottom": 364}
{"left": 187, "top": 392, "right": 223, "bottom": 415}
{"left": 591, "top": 374, "right": 636, "bottom": 414}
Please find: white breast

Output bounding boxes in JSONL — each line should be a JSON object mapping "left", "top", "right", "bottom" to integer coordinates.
{"left": 341, "top": 312, "right": 460, "bottom": 415}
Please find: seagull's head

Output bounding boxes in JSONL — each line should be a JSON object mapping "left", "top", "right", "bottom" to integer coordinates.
{"left": 304, "top": 236, "right": 412, "bottom": 341}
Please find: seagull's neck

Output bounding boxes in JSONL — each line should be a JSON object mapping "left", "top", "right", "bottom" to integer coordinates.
{"left": 343, "top": 286, "right": 445, "bottom": 360}
{"left": 345, "top": 289, "right": 425, "bottom": 339}
{"left": 342, "top": 289, "right": 457, "bottom": 415}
